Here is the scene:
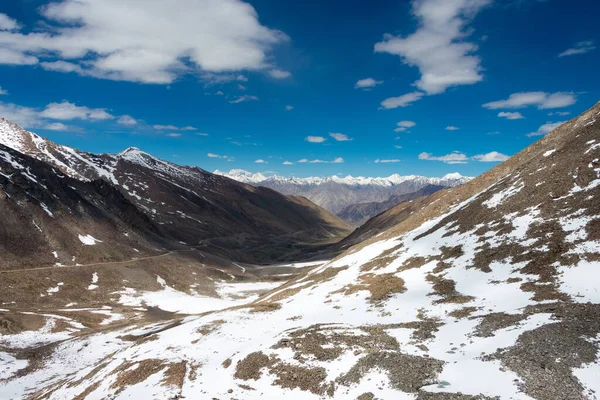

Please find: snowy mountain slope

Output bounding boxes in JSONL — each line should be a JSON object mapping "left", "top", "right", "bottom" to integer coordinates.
{"left": 215, "top": 168, "right": 472, "bottom": 216}
{"left": 3, "top": 103, "right": 599, "bottom": 399}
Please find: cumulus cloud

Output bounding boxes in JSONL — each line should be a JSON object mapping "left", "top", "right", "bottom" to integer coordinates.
{"left": 526, "top": 121, "right": 565, "bottom": 137}
{"left": 418, "top": 151, "right": 468, "bottom": 164}
{"left": 195, "top": 132, "right": 209, "bottom": 136}
{"left": 381, "top": 91, "right": 424, "bottom": 109}
{"left": 394, "top": 120, "right": 416, "bottom": 132}
{"left": 0, "top": 13, "right": 20, "bottom": 31}
{"left": 44, "top": 122, "right": 71, "bottom": 131}
{"left": 306, "top": 136, "right": 326, "bottom": 143}
{"left": 285, "top": 105, "right": 294, "bottom": 111}
{"left": 0, "top": 1, "right": 288, "bottom": 84}
{"left": 296, "top": 157, "right": 342, "bottom": 164}
{"left": 283, "top": 161, "right": 293, "bottom": 165}
{"left": 254, "top": 159, "right": 267, "bottom": 164}
{"left": 207, "top": 153, "right": 233, "bottom": 159}
{"left": 498, "top": 111, "right": 524, "bottom": 120}
{"left": 394, "top": 145, "right": 403, "bottom": 149}
{"left": 40, "top": 101, "right": 114, "bottom": 121}
{"left": 154, "top": 125, "right": 179, "bottom": 130}
{"left": 472, "top": 151, "right": 509, "bottom": 162}
{"left": 166, "top": 133, "right": 182, "bottom": 137}
{"left": 548, "top": 111, "right": 570, "bottom": 116}
{"left": 558, "top": 40, "right": 596, "bottom": 57}
{"left": 419, "top": 150, "right": 509, "bottom": 163}
{"left": 269, "top": 69, "right": 292, "bottom": 79}
{"left": 483, "top": 92, "right": 576, "bottom": 110}
{"left": 329, "top": 133, "right": 352, "bottom": 141}
{"left": 229, "top": 95, "right": 259, "bottom": 104}
{"left": 375, "top": 159, "right": 401, "bottom": 163}
{"left": 0, "top": 101, "right": 43, "bottom": 127}
{"left": 117, "top": 115, "right": 137, "bottom": 125}
{"left": 445, "top": 125, "right": 459, "bottom": 131}
{"left": 374, "top": 0, "right": 490, "bottom": 94}
{"left": 354, "top": 78, "right": 383, "bottom": 89}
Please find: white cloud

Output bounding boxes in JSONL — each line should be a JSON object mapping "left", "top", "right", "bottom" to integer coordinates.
{"left": 549, "top": 111, "right": 570, "bottom": 116}
{"left": 0, "top": 1, "right": 288, "bottom": 84}
{"left": 375, "top": 159, "right": 401, "bottom": 163}
{"left": 285, "top": 105, "right": 294, "bottom": 111}
{"left": 154, "top": 124, "right": 179, "bottom": 130}
{"left": 472, "top": 151, "right": 509, "bottom": 162}
{"left": 0, "top": 13, "right": 20, "bottom": 31}
{"left": 558, "top": 40, "right": 596, "bottom": 57}
{"left": 254, "top": 159, "right": 267, "bottom": 164}
{"left": 237, "top": 84, "right": 247, "bottom": 90}
{"left": 381, "top": 92, "right": 424, "bottom": 109}
{"left": 269, "top": 69, "right": 292, "bottom": 79}
{"left": 166, "top": 133, "right": 182, "bottom": 137}
{"left": 0, "top": 101, "right": 42, "bottom": 127}
{"left": 283, "top": 161, "right": 293, "bottom": 165}
{"left": 483, "top": 92, "right": 576, "bottom": 110}
{"left": 419, "top": 151, "right": 468, "bottom": 164}
{"left": 374, "top": 0, "right": 490, "bottom": 94}
{"left": 117, "top": 115, "right": 137, "bottom": 125}
{"left": 40, "top": 101, "right": 114, "bottom": 121}
{"left": 297, "top": 159, "right": 308, "bottom": 163}
{"left": 229, "top": 95, "right": 259, "bottom": 104}
{"left": 354, "top": 78, "right": 383, "bottom": 89}
{"left": 526, "top": 121, "right": 565, "bottom": 137}
{"left": 329, "top": 132, "right": 352, "bottom": 141}
{"left": 0, "top": 86, "right": 6, "bottom": 95}
{"left": 332, "top": 157, "right": 344, "bottom": 164}
{"left": 498, "top": 111, "right": 524, "bottom": 120}
{"left": 0, "top": 48, "right": 38, "bottom": 65}
{"left": 296, "top": 157, "right": 342, "bottom": 164}
{"left": 395, "top": 120, "right": 416, "bottom": 132}
{"left": 44, "top": 122, "right": 70, "bottom": 131}
{"left": 306, "top": 136, "right": 326, "bottom": 143}
{"left": 309, "top": 159, "right": 328, "bottom": 163}
{"left": 195, "top": 132, "right": 209, "bottom": 136}
{"left": 445, "top": 125, "right": 459, "bottom": 131}
{"left": 207, "top": 153, "right": 233, "bottom": 159}
{"left": 394, "top": 145, "right": 403, "bottom": 149}
{"left": 181, "top": 126, "right": 197, "bottom": 131}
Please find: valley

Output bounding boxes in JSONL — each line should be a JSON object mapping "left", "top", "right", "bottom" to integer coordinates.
{"left": 1, "top": 102, "right": 599, "bottom": 399}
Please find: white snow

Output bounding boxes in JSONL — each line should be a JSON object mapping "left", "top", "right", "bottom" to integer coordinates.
{"left": 78, "top": 234, "right": 102, "bottom": 246}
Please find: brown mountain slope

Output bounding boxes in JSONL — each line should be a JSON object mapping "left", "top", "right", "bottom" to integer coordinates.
{"left": 0, "top": 119, "right": 351, "bottom": 268}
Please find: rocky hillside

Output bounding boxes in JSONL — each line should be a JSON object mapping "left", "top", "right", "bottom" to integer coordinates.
{"left": 337, "top": 184, "right": 445, "bottom": 226}
{"left": 0, "top": 118, "right": 352, "bottom": 268}
{"left": 216, "top": 169, "right": 471, "bottom": 217}
{"left": 2, "top": 103, "right": 598, "bottom": 399}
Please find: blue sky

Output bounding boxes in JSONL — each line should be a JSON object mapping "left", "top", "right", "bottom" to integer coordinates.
{"left": 0, "top": 0, "right": 598, "bottom": 178}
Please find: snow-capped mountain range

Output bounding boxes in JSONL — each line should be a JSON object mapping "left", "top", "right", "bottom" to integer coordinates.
{"left": 215, "top": 169, "right": 472, "bottom": 219}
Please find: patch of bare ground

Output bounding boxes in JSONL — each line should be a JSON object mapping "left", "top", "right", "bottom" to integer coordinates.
{"left": 486, "top": 303, "right": 600, "bottom": 400}
{"left": 339, "top": 273, "right": 406, "bottom": 303}
{"left": 222, "top": 358, "right": 232, "bottom": 368}
{"left": 426, "top": 274, "right": 475, "bottom": 305}
{"left": 271, "top": 363, "right": 331, "bottom": 395}
{"left": 110, "top": 359, "right": 166, "bottom": 394}
{"left": 274, "top": 324, "right": 399, "bottom": 363}
{"left": 234, "top": 351, "right": 273, "bottom": 381}
{"left": 471, "top": 312, "right": 527, "bottom": 338}
{"left": 247, "top": 302, "right": 281, "bottom": 313}
{"left": 356, "top": 393, "right": 375, "bottom": 400}
{"left": 161, "top": 361, "right": 186, "bottom": 388}
{"left": 417, "top": 393, "right": 498, "bottom": 400}
{"left": 0, "top": 312, "right": 45, "bottom": 334}
{"left": 448, "top": 306, "right": 479, "bottom": 319}
{"left": 397, "top": 256, "right": 432, "bottom": 273}
{"left": 337, "top": 352, "right": 444, "bottom": 393}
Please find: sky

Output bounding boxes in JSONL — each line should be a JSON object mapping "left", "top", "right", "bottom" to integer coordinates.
{"left": 0, "top": 0, "right": 598, "bottom": 178}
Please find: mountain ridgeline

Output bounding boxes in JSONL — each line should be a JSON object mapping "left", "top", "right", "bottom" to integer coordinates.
{"left": 215, "top": 169, "right": 471, "bottom": 224}
{"left": 0, "top": 118, "right": 352, "bottom": 269}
